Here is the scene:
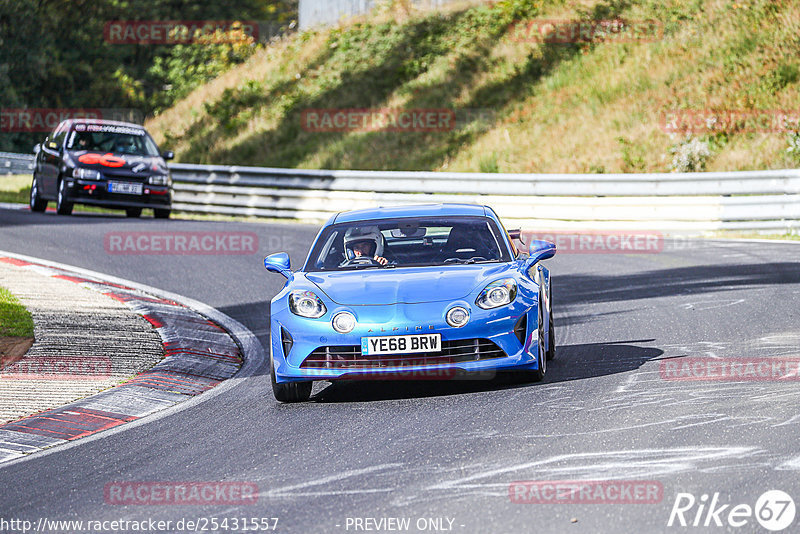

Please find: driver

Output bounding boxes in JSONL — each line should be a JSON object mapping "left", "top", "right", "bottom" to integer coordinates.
{"left": 342, "top": 226, "right": 388, "bottom": 266}
{"left": 114, "top": 136, "right": 137, "bottom": 154}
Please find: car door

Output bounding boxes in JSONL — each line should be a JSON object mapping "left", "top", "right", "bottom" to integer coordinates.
{"left": 39, "top": 122, "right": 67, "bottom": 197}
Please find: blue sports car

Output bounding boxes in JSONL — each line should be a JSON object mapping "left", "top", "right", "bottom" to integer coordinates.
{"left": 264, "top": 203, "right": 556, "bottom": 402}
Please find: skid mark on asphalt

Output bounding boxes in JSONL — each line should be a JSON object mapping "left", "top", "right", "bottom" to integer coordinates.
{"left": 259, "top": 463, "right": 403, "bottom": 498}
{"left": 776, "top": 456, "right": 800, "bottom": 470}
{"left": 680, "top": 298, "right": 746, "bottom": 311}
{"left": 421, "top": 447, "right": 759, "bottom": 497}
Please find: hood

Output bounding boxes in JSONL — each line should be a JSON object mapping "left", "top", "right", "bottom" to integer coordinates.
{"left": 303, "top": 264, "right": 516, "bottom": 305}
{"left": 69, "top": 150, "right": 167, "bottom": 176}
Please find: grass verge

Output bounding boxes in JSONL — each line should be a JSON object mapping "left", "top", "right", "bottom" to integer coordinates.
{"left": 0, "top": 175, "right": 31, "bottom": 204}
{"left": 0, "top": 286, "right": 34, "bottom": 338}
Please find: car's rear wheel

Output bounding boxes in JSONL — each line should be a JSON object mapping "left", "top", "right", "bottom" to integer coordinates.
{"left": 270, "top": 350, "right": 312, "bottom": 402}
{"left": 56, "top": 179, "right": 73, "bottom": 215}
{"left": 29, "top": 175, "right": 47, "bottom": 212}
{"left": 125, "top": 208, "right": 142, "bottom": 218}
{"left": 153, "top": 208, "right": 171, "bottom": 219}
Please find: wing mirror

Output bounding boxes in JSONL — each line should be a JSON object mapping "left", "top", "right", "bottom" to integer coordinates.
{"left": 161, "top": 150, "right": 174, "bottom": 161}
{"left": 264, "top": 252, "right": 293, "bottom": 280}
{"left": 527, "top": 239, "right": 556, "bottom": 265}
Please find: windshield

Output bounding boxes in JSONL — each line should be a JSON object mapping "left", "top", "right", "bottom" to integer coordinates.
{"left": 305, "top": 216, "right": 512, "bottom": 271}
{"left": 66, "top": 124, "right": 160, "bottom": 156}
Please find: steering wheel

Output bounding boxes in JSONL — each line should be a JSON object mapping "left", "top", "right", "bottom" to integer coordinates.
{"left": 443, "top": 256, "right": 488, "bottom": 264}
{"left": 344, "top": 256, "right": 379, "bottom": 266}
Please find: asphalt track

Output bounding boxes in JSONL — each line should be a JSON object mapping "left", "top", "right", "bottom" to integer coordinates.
{"left": 1, "top": 206, "right": 800, "bottom": 533}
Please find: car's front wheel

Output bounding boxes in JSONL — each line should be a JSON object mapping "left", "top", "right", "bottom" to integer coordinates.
{"left": 546, "top": 289, "right": 556, "bottom": 361}
{"left": 56, "top": 179, "right": 73, "bottom": 215}
{"left": 270, "top": 351, "right": 312, "bottom": 402}
{"left": 29, "top": 175, "right": 47, "bottom": 212}
{"left": 516, "top": 301, "right": 547, "bottom": 383}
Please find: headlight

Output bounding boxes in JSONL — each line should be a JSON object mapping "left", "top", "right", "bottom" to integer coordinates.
{"left": 476, "top": 278, "right": 517, "bottom": 309}
{"left": 446, "top": 306, "right": 470, "bottom": 328}
{"left": 332, "top": 311, "right": 356, "bottom": 333}
{"left": 289, "top": 290, "right": 326, "bottom": 318}
{"left": 74, "top": 168, "right": 101, "bottom": 180}
{"left": 148, "top": 174, "right": 170, "bottom": 186}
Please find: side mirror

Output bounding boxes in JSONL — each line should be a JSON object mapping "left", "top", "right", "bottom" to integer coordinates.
{"left": 264, "top": 252, "right": 293, "bottom": 280}
{"left": 527, "top": 239, "right": 556, "bottom": 265}
{"left": 161, "top": 150, "right": 174, "bottom": 161}
{"left": 46, "top": 141, "right": 59, "bottom": 150}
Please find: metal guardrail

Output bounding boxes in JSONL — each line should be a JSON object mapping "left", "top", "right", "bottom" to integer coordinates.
{"left": 0, "top": 152, "right": 35, "bottom": 175}
{"left": 2, "top": 151, "right": 798, "bottom": 232}
{"left": 169, "top": 163, "right": 800, "bottom": 232}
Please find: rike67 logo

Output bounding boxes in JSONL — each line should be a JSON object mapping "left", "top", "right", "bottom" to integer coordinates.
{"left": 668, "top": 490, "right": 795, "bottom": 531}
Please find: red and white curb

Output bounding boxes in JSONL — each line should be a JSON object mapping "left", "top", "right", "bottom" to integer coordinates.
{"left": 0, "top": 251, "right": 266, "bottom": 464}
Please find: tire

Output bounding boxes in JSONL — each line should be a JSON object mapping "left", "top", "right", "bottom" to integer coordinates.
{"left": 56, "top": 179, "right": 73, "bottom": 215}
{"left": 153, "top": 208, "right": 171, "bottom": 219}
{"left": 270, "top": 349, "right": 312, "bottom": 402}
{"left": 531, "top": 300, "right": 547, "bottom": 380}
{"left": 518, "top": 300, "right": 547, "bottom": 382}
{"left": 546, "top": 292, "right": 556, "bottom": 361}
{"left": 125, "top": 208, "right": 142, "bottom": 218}
{"left": 29, "top": 175, "right": 47, "bottom": 212}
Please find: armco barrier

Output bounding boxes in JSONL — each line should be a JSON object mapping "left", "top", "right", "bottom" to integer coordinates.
{"left": 168, "top": 163, "right": 800, "bottom": 232}
{"left": 0, "top": 151, "right": 35, "bottom": 175}
{"left": 3, "top": 152, "right": 799, "bottom": 232}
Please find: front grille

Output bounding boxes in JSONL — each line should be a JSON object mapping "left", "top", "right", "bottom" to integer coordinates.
{"left": 301, "top": 338, "right": 506, "bottom": 369}
{"left": 102, "top": 170, "right": 147, "bottom": 181}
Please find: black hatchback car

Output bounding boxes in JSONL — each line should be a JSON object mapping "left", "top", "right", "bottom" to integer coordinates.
{"left": 31, "top": 119, "right": 173, "bottom": 218}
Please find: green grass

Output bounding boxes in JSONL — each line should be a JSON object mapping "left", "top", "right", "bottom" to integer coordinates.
{"left": 0, "top": 286, "right": 34, "bottom": 338}
{"left": 146, "top": 0, "right": 800, "bottom": 173}
{"left": 0, "top": 175, "right": 31, "bottom": 204}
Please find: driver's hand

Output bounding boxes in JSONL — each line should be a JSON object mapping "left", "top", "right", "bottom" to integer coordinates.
{"left": 374, "top": 255, "right": 388, "bottom": 265}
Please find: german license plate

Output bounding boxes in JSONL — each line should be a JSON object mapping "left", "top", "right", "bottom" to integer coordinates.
{"left": 107, "top": 181, "right": 142, "bottom": 195}
{"left": 361, "top": 333, "right": 441, "bottom": 355}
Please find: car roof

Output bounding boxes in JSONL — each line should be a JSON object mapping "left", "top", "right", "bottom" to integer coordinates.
{"left": 332, "top": 203, "right": 489, "bottom": 224}
{"left": 60, "top": 118, "right": 146, "bottom": 130}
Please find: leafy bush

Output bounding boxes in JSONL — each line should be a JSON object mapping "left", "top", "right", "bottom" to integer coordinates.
{"left": 669, "top": 135, "right": 711, "bottom": 172}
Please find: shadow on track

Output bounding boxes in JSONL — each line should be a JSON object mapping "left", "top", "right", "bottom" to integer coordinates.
{"left": 555, "top": 262, "right": 800, "bottom": 306}
{"left": 0, "top": 206, "right": 170, "bottom": 228}
{"left": 309, "top": 339, "right": 662, "bottom": 403}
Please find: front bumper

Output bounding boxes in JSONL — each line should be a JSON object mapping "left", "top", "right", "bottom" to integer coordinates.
{"left": 64, "top": 178, "right": 172, "bottom": 209}
{"left": 270, "top": 300, "right": 541, "bottom": 383}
